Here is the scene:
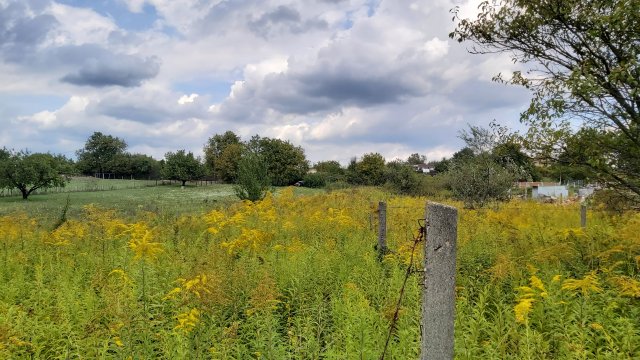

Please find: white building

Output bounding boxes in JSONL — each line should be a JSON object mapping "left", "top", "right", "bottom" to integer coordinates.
{"left": 532, "top": 185, "right": 568, "bottom": 199}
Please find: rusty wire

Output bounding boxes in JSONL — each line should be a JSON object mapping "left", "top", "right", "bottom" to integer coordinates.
{"left": 379, "top": 219, "right": 427, "bottom": 360}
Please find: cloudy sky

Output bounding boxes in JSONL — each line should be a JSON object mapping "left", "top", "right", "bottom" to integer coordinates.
{"left": 0, "top": 0, "right": 531, "bottom": 164}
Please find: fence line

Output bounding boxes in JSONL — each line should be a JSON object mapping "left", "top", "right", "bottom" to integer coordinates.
{"left": 0, "top": 179, "right": 224, "bottom": 198}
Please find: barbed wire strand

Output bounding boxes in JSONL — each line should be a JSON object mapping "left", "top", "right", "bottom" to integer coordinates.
{"left": 379, "top": 219, "right": 426, "bottom": 360}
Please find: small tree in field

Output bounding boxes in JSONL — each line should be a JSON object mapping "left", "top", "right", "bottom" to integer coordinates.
{"left": 448, "top": 154, "right": 519, "bottom": 209}
{"left": 0, "top": 150, "right": 71, "bottom": 200}
{"left": 162, "top": 150, "right": 204, "bottom": 187}
{"left": 234, "top": 150, "right": 271, "bottom": 202}
{"left": 446, "top": 124, "right": 525, "bottom": 208}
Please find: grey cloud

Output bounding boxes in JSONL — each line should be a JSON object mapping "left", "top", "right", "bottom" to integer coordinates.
{"left": 257, "top": 5, "right": 301, "bottom": 23}
{"left": 60, "top": 54, "right": 160, "bottom": 87}
{"left": 248, "top": 5, "right": 328, "bottom": 38}
{"left": 217, "top": 55, "right": 429, "bottom": 121}
{"left": 0, "top": 1, "right": 159, "bottom": 88}
{"left": 87, "top": 90, "right": 210, "bottom": 124}
{"left": 0, "top": 2, "right": 58, "bottom": 62}
{"left": 297, "top": 72, "right": 422, "bottom": 106}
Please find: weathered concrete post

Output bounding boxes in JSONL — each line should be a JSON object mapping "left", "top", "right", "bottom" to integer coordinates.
{"left": 581, "top": 204, "right": 587, "bottom": 229}
{"left": 422, "top": 202, "right": 458, "bottom": 360}
{"left": 377, "top": 201, "right": 387, "bottom": 259}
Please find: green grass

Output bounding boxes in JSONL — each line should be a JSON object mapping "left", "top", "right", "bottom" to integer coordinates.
{"left": 0, "top": 181, "right": 323, "bottom": 221}
{"left": 0, "top": 177, "right": 162, "bottom": 197}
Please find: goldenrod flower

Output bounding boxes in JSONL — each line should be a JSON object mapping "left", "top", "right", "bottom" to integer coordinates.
{"left": 514, "top": 298, "right": 534, "bottom": 324}
{"left": 562, "top": 271, "right": 602, "bottom": 296}
{"left": 175, "top": 308, "right": 201, "bottom": 333}
{"left": 113, "top": 337, "right": 124, "bottom": 347}
{"left": 530, "top": 275, "right": 546, "bottom": 293}
{"left": 128, "top": 224, "right": 163, "bottom": 262}
{"left": 609, "top": 276, "right": 640, "bottom": 298}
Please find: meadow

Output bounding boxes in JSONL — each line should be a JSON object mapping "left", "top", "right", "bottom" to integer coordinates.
{"left": 0, "top": 185, "right": 639, "bottom": 359}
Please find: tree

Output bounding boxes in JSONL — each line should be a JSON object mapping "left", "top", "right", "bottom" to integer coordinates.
{"left": 458, "top": 122, "right": 510, "bottom": 155}
{"left": 345, "top": 157, "right": 362, "bottom": 184}
{"left": 492, "top": 142, "right": 541, "bottom": 181}
{"left": 76, "top": 132, "right": 127, "bottom": 175}
{"left": 314, "top": 160, "right": 344, "bottom": 176}
{"left": 385, "top": 160, "right": 421, "bottom": 195}
{"left": 451, "top": 147, "right": 475, "bottom": 163}
{"left": 445, "top": 125, "right": 526, "bottom": 208}
{"left": 313, "top": 160, "right": 345, "bottom": 183}
{"left": 447, "top": 154, "right": 520, "bottom": 209}
{"left": 216, "top": 143, "right": 244, "bottom": 183}
{"left": 204, "top": 131, "right": 242, "bottom": 180}
{"left": 451, "top": 0, "right": 640, "bottom": 200}
{"left": 248, "top": 136, "right": 309, "bottom": 186}
{"left": 430, "top": 158, "right": 451, "bottom": 175}
{"left": 127, "top": 154, "right": 162, "bottom": 179}
{"left": 162, "top": 150, "right": 205, "bottom": 187}
{"left": 234, "top": 150, "right": 271, "bottom": 201}
{"left": 406, "top": 153, "right": 427, "bottom": 165}
{"left": 356, "top": 153, "right": 386, "bottom": 186}
{"left": 0, "top": 151, "right": 71, "bottom": 200}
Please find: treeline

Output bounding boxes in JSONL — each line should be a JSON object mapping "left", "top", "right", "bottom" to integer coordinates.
{"left": 2, "top": 126, "right": 587, "bottom": 203}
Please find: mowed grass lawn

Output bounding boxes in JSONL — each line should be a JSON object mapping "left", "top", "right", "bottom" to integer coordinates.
{"left": 0, "top": 180, "right": 322, "bottom": 221}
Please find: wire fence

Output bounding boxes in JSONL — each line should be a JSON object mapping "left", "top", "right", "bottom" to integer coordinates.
{"left": 0, "top": 178, "right": 223, "bottom": 198}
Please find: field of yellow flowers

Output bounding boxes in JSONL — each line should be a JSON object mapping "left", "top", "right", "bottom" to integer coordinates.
{"left": 0, "top": 188, "right": 639, "bottom": 359}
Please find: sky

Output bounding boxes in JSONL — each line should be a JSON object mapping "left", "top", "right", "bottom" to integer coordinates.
{"left": 0, "top": 0, "right": 532, "bottom": 164}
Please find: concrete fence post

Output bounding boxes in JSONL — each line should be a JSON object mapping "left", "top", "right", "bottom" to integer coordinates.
{"left": 581, "top": 204, "right": 587, "bottom": 229}
{"left": 377, "top": 201, "right": 387, "bottom": 259}
{"left": 422, "top": 202, "right": 458, "bottom": 360}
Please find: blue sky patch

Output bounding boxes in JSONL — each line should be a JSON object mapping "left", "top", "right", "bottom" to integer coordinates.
{"left": 56, "top": 0, "right": 159, "bottom": 32}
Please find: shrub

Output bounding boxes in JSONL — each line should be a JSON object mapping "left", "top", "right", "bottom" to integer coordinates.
{"left": 234, "top": 151, "right": 271, "bottom": 201}
{"left": 417, "top": 174, "right": 450, "bottom": 198}
{"left": 384, "top": 162, "right": 421, "bottom": 195}
{"left": 302, "top": 173, "right": 328, "bottom": 188}
{"left": 447, "top": 154, "right": 519, "bottom": 208}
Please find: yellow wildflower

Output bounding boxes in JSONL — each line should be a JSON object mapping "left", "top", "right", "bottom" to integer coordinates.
{"left": 609, "top": 276, "right": 640, "bottom": 298}
{"left": 175, "top": 308, "right": 201, "bottom": 334}
{"left": 514, "top": 298, "right": 534, "bottom": 324}
{"left": 562, "top": 271, "right": 602, "bottom": 296}
{"left": 114, "top": 337, "right": 124, "bottom": 347}
{"left": 127, "top": 224, "right": 163, "bottom": 262}
{"left": 164, "top": 287, "right": 182, "bottom": 300}
{"left": 530, "top": 275, "right": 546, "bottom": 293}
{"left": 182, "top": 274, "right": 211, "bottom": 298}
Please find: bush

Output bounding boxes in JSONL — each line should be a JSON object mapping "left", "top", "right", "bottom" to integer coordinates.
{"left": 417, "top": 174, "right": 450, "bottom": 198}
{"left": 302, "top": 173, "right": 328, "bottom": 188}
{"left": 384, "top": 162, "right": 422, "bottom": 195}
{"left": 447, "top": 154, "right": 519, "bottom": 208}
{"left": 234, "top": 151, "right": 271, "bottom": 201}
